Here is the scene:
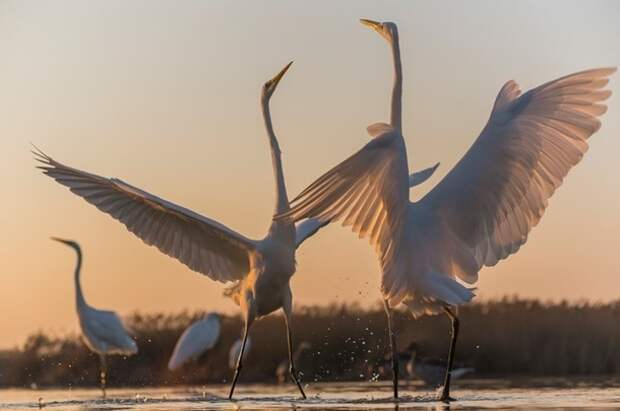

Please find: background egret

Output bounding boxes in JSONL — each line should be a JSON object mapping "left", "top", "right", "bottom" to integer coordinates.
{"left": 51, "top": 238, "right": 137, "bottom": 398}
{"left": 168, "top": 313, "right": 221, "bottom": 371}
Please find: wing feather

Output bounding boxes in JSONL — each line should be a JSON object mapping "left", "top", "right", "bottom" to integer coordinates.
{"left": 294, "top": 218, "right": 330, "bottom": 249}
{"left": 279, "top": 124, "right": 409, "bottom": 273}
{"left": 80, "top": 307, "right": 138, "bottom": 355}
{"left": 35, "top": 150, "right": 254, "bottom": 282}
{"left": 418, "top": 67, "right": 615, "bottom": 283}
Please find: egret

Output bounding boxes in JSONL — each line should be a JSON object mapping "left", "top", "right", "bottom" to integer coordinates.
{"left": 277, "top": 18, "right": 614, "bottom": 402}
{"left": 168, "top": 313, "right": 221, "bottom": 371}
{"left": 276, "top": 342, "right": 311, "bottom": 383}
{"left": 51, "top": 238, "right": 138, "bottom": 398}
{"left": 35, "top": 62, "right": 326, "bottom": 399}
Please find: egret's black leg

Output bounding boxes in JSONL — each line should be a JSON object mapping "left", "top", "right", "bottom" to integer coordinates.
{"left": 383, "top": 299, "right": 399, "bottom": 399}
{"left": 99, "top": 354, "right": 107, "bottom": 399}
{"left": 284, "top": 313, "right": 307, "bottom": 399}
{"left": 228, "top": 323, "right": 250, "bottom": 400}
{"left": 439, "top": 306, "right": 460, "bottom": 403}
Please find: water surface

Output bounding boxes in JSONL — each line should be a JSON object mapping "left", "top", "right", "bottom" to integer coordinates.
{"left": 2, "top": 378, "right": 620, "bottom": 409}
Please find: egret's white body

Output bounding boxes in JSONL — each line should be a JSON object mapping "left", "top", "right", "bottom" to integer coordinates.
{"left": 168, "top": 313, "right": 221, "bottom": 371}
{"left": 35, "top": 62, "right": 326, "bottom": 399}
{"left": 51, "top": 238, "right": 137, "bottom": 397}
{"left": 278, "top": 19, "right": 614, "bottom": 401}
{"left": 228, "top": 337, "right": 252, "bottom": 370}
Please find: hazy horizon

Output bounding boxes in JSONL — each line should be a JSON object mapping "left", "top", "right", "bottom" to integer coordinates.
{"left": 1, "top": 0, "right": 619, "bottom": 349}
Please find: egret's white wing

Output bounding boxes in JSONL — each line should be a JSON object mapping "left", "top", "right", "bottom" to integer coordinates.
{"left": 228, "top": 337, "right": 252, "bottom": 369}
{"left": 168, "top": 313, "right": 221, "bottom": 370}
{"left": 409, "top": 163, "right": 440, "bottom": 187}
{"left": 417, "top": 67, "right": 615, "bottom": 284}
{"left": 294, "top": 218, "right": 329, "bottom": 249}
{"left": 35, "top": 150, "right": 255, "bottom": 283}
{"left": 279, "top": 123, "right": 409, "bottom": 278}
{"left": 79, "top": 307, "right": 138, "bottom": 355}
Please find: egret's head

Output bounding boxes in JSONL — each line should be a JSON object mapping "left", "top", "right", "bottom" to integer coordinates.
{"left": 262, "top": 61, "right": 293, "bottom": 101}
{"left": 50, "top": 236, "right": 80, "bottom": 251}
{"left": 360, "top": 19, "right": 398, "bottom": 43}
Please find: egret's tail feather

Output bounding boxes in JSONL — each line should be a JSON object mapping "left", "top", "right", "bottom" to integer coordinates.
{"left": 423, "top": 271, "right": 475, "bottom": 305}
{"left": 405, "top": 272, "right": 475, "bottom": 318}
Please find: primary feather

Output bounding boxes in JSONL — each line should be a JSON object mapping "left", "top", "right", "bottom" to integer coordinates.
{"left": 279, "top": 67, "right": 614, "bottom": 314}
{"left": 35, "top": 149, "right": 255, "bottom": 283}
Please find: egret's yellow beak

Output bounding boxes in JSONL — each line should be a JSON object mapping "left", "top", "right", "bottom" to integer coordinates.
{"left": 360, "top": 19, "right": 382, "bottom": 31}
{"left": 271, "top": 61, "right": 293, "bottom": 89}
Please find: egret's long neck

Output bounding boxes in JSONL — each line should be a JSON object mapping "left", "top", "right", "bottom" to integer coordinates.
{"left": 389, "top": 29, "right": 403, "bottom": 133}
{"left": 262, "top": 96, "right": 290, "bottom": 216}
{"left": 72, "top": 247, "right": 86, "bottom": 308}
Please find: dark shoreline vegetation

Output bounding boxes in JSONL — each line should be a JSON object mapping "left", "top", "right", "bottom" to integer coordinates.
{"left": 1, "top": 298, "right": 619, "bottom": 388}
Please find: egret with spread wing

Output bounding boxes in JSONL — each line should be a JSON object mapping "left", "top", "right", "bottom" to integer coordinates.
{"left": 35, "top": 62, "right": 327, "bottom": 399}
{"left": 277, "top": 18, "right": 614, "bottom": 402}
{"left": 51, "top": 238, "right": 138, "bottom": 398}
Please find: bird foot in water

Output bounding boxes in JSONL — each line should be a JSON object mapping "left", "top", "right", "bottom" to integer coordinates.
{"left": 438, "top": 393, "right": 457, "bottom": 403}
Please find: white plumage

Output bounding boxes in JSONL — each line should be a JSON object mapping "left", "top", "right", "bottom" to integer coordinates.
{"left": 36, "top": 62, "right": 325, "bottom": 400}
{"left": 168, "top": 313, "right": 221, "bottom": 371}
{"left": 51, "top": 238, "right": 137, "bottom": 398}
{"left": 78, "top": 306, "right": 138, "bottom": 356}
{"left": 278, "top": 18, "right": 614, "bottom": 402}
{"left": 408, "top": 163, "right": 440, "bottom": 188}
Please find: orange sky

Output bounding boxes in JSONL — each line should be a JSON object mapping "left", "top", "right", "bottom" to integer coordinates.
{"left": 1, "top": 1, "right": 619, "bottom": 348}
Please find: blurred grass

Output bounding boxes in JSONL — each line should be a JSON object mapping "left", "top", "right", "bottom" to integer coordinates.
{"left": 1, "top": 297, "right": 619, "bottom": 388}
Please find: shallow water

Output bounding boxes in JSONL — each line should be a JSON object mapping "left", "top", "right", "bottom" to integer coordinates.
{"left": 2, "top": 378, "right": 620, "bottom": 410}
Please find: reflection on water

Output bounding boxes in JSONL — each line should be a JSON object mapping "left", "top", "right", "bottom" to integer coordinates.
{"left": 1, "top": 378, "right": 620, "bottom": 410}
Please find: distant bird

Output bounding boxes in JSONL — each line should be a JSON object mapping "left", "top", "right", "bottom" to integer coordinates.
{"left": 277, "top": 18, "right": 615, "bottom": 402}
{"left": 370, "top": 342, "right": 473, "bottom": 386}
{"left": 276, "top": 342, "right": 311, "bottom": 383}
{"left": 35, "top": 62, "right": 326, "bottom": 400}
{"left": 403, "top": 343, "right": 474, "bottom": 388}
{"left": 51, "top": 238, "right": 137, "bottom": 398}
{"left": 229, "top": 337, "right": 252, "bottom": 370}
{"left": 168, "top": 313, "right": 221, "bottom": 371}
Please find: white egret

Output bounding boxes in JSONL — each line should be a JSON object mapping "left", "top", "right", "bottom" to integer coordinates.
{"left": 276, "top": 342, "right": 311, "bottom": 383}
{"left": 229, "top": 337, "right": 252, "bottom": 370}
{"left": 277, "top": 18, "right": 614, "bottom": 402}
{"left": 35, "top": 62, "right": 327, "bottom": 399}
{"left": 51, "top": 238, "right": 138, "bottom": 398}
{"left": 168, "top": 313, "right": 221, "bottom": 371}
